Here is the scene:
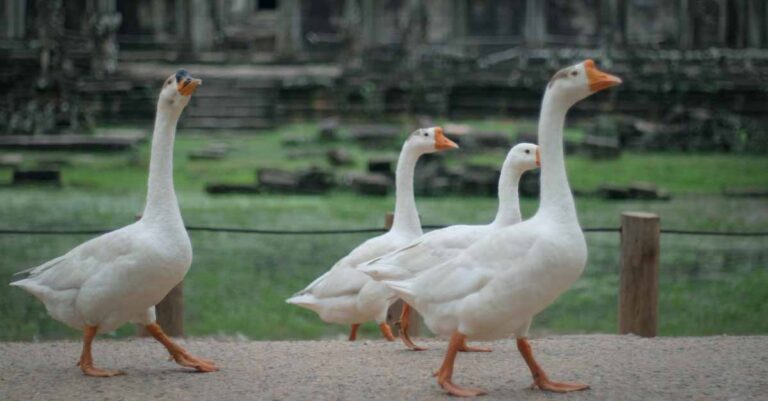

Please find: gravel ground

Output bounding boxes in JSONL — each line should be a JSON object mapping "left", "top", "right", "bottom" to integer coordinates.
{"left": 1, "top": 335, "right": 766, "bottom": 401}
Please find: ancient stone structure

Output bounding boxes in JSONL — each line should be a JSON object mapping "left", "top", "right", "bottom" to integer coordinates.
{"left": 2, "top": 0, "right": 768, "bottom": 134}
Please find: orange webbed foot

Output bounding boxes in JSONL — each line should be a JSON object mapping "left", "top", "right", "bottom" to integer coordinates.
{"left": 200, "top": 356, "right": 217, "bottom": 365}
{"left": 516, "top": 337, "right": 588, "bottom": 393}
{"left": 404, "top": 339, "right": 427, "bottom": 351}
{"left": 170, "top": 350, "right": 219, "bottom": 372}
{"left": 144, "top": 323, "right": 218, "bottom": 373}
{"left": 434, "top": 331, "right": 487, "bottom": 397}
{"left": 80, "top": 364, "right": 125, "bottom": 377}
{"left": 395, "top": 304, "right": 427, "bottom": 351}
{"left": 78, "top": 325, "right": 124, "bottom": 377}
{"left": 531, "top": 378, "right": 589, "bottom": 393}
{"left": 397, "top": 322, "right": 427, "bottom": 351}
{"left": 438, "top": 378, "right": 487, "bottom": 397}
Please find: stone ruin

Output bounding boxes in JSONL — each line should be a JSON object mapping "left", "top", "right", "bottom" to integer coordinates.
{"left": 595, "top": 183, "right": 671, "bottom": 201}
{"left": 3, "top": 0, "right": 768, "bottom": 144}
{"left": 206, "top": 166, "right": 335, "bottom": 196}
{"left": 201, "top": 120, "right": 689, "bottom": 200}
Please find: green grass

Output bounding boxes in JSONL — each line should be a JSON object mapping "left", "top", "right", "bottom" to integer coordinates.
{"left": 0, "top": 121, "right": 767, "bottom": 341}
{"left": 566, "top": 153, "right": 768, "bottom": 194}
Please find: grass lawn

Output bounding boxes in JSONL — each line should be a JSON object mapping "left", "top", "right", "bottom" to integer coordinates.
{"left": 0, "top": 121, "right": 767, "bottom": 341}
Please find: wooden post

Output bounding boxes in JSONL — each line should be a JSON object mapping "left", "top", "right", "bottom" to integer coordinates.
{"left": 135, "top": 284, "right": 184, "bottom": 337}
{"left": 383, "top": 211, "right": 394, "bottom": 231}
{"left": 619, "top": 212, "right": 660, "bottom": 337}
{"left": 135, "top": 212, "right": 184, "bottom": 337}
{"left": 384, "top": 212, "right": 421, "bottom": 337}
{"left": 156, "top": 283, "right": 184, "bottom": 336}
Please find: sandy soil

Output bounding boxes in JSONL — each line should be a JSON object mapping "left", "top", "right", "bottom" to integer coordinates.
{"left": 1, "top": 335, "right": 766, "bottom": 401}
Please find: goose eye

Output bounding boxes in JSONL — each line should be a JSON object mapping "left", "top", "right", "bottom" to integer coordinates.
{"left": 525, "top": 149, "right": 530, "bottom": 154}
{"left": 423, "top": 132, "right": 428, "bottom": 137}
{"left": 570, "top": 71, "right": 578, "bottom": 77}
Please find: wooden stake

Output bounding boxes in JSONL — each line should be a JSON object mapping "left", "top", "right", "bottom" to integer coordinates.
{"left": 384, "top": 211, "right": 394, "bottom": 231}
{"left": 619, "top": 212, "right": 660, "bottom": 337}
{"left": 155, "top": 283, "right": 184, "bottom": 336}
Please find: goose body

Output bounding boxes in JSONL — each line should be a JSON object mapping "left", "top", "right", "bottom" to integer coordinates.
{"left": 287, "top": 127, "right": 458, "bottom": 340}
{"left": 13, "top": 220, "right": 191, "bottom": 333}
{"left": 380, "top": 60, "right": 621, "bottom": 396}
{"left": 360, "top": 143, "right": 540, "bottom": 284}
{"left": 11, "top": 70, "right": 217, "bottom": 376}
{"left": 386, "top": 214, "right": 586, "bottom": 341}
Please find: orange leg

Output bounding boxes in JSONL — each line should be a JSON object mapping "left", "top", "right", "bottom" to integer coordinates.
{"left": 378, "top": 322, "right": 396, "bottom": 341}
{"left": 397, "top": 303, "right": 426, "bottom": 351}
{"left": 459, "top": 337, "right": 492, "bottom": 353}
{"left": 145, "top": 323, "right": 218, "bottom": 372}
{"left": 435, "top": 332, "right": 487, "bottom": 397}
{"left": 348, "top": 324, "right": 360, "bottom": 341}
{"left": 79, "top": 325, "right": 125, "bottom": 377}
{"left": 516, "top": 337, "right": 588, "bottom": 392}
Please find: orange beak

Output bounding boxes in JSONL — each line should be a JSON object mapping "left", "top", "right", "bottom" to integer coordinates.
{"left": 178, "top": 77, "right": 202, "bottom": 96}
{"left": 434, "top": 127, "right": 459, "bottom": 150}
{"left": 585, "top": 59, "right": 622, "bottom": 93}
{"left": 535, "top": 148, "right": 541, "bottom": 167}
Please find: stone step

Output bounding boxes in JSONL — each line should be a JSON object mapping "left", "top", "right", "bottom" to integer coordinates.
{"left": 13, "top": 167, "right": 62, "bottom": 186}
{"left": 187, "top": 106, "right": 273, "bottom": 118}
{"left": 192, "top": 97, "right": 274, "bottom": 108}
{"left": 0, "top": 135, "right": 144, "bottom": 151}
{"left": 181, "top": 117, "right": 273, "bottom": 129}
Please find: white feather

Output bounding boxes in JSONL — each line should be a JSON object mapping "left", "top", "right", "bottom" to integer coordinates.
{"left": 10, "top": 81, "right": 194, "bottom": 335}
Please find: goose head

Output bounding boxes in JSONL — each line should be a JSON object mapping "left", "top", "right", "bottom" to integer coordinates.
{"left": 158, "top": 69, "right": 202, "bottom": 112}
{"left": 546, "top": 59, "right": 621, "bottom": 106}
{"left": 506, "top": 143, "right": 540, "bottom": 171}
{"left": 405, "top": 126, "right": 459, "bottom": 155}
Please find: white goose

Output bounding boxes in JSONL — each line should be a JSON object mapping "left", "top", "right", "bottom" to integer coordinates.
{"left": 10, "top": 70, "right": 217, "bottom": 377}
{"left": 286, "top": 127, "right": 458, "bottom": 341}
{"left": 360, "top": 142, "right": 540, "bottom": 351}
{"left": 381, "top": 60, "right": 621, "bottom": 396}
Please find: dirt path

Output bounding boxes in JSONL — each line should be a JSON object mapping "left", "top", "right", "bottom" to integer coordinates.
{"left": 1, "top": 335, "right": 766, "bottom": 401}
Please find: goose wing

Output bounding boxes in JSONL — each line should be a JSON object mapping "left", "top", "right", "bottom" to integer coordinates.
{"left": 360, "top": 224, "right": 488, "bottom": 280}
{"left": 12, "top": 227, "right": 137, "bottom": 291}
{"left": 293, "top": 232, "right": 405, "bottom": 298}
{"left": 385, "top": 222, "right": 538, "bottom": 306}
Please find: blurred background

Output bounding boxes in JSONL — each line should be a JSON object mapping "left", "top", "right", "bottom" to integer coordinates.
{"left": 0, "top": 0, "right": 766, "bottom": 341}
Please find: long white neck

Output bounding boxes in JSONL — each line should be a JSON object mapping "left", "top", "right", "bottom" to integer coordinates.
{"left": 391, "top": 144, "right": 423, "bottom": 236}
{"left": 492, "top": 161, "right": 525, "bottom": 226}
{"left": 142, "top": 107, "right": 183, "bottom": 225}
{"left": 535, "top": 90, "right": 578, "bottom": 224}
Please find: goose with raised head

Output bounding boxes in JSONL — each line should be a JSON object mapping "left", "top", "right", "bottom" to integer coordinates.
{"left": 10, "top": 70, "right": 218, "bottom": 377}
{"left": 360, "top": 142, "right": 540, "bottom": 351}
{"left": 286, "top": 127, "right": 458, "bottom": 341}
{"left": 381, "top": 60, "right": 621, "bottom": 396}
